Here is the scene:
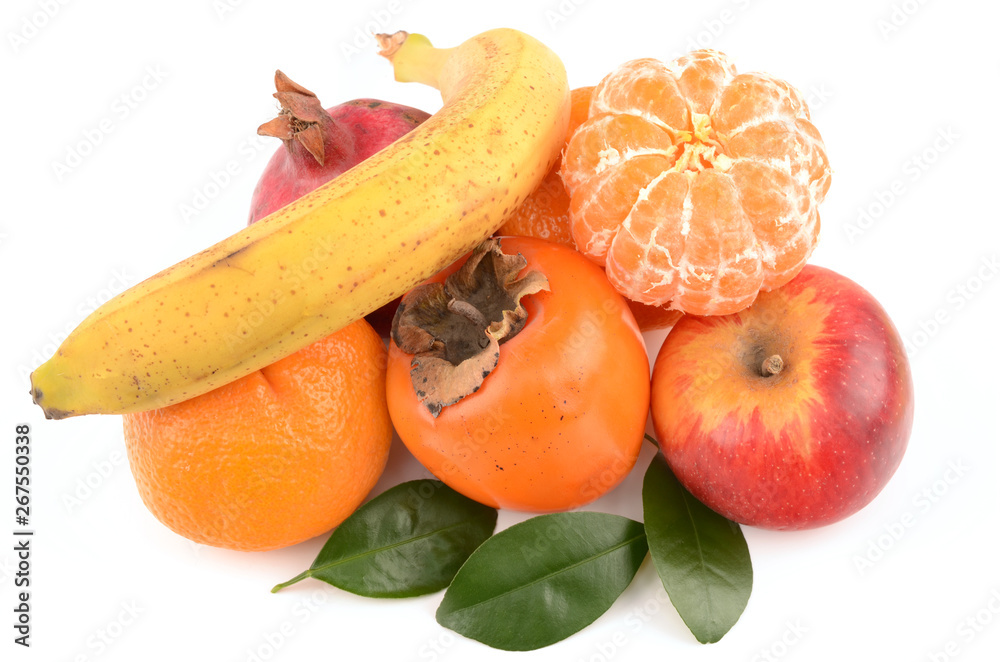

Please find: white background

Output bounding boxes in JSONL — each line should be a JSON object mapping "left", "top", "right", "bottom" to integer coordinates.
{"left": 3, "top": 0, "right": 1000, "bottom": 660}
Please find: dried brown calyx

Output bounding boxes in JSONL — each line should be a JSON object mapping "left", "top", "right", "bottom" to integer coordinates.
{"left": 391, "top": 238, "right": 550, "bottom": 417}
{"left": 257, "top": 70, "right": 335, "bottom": 166}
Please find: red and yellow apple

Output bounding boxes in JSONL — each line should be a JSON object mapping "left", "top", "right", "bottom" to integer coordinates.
{"left": 649, "top": 264, "right": 914, "bottom": 530}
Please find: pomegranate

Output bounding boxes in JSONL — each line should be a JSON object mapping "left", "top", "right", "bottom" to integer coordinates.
{"left": 249, "top": 70, "right": 432, "bottom": 335}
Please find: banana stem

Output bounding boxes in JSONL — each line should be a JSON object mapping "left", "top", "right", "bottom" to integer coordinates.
{"left": 376, "top": 31, "right": 454, "bottom": 90}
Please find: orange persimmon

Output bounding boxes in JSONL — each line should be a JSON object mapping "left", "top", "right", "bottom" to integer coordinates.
{"left": 386, "top": 236, "right": 650, "bottom": 513}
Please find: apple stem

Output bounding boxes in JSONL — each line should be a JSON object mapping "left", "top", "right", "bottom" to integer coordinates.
{"left": 761, "top": 354, "right": 784, "bottom": 377}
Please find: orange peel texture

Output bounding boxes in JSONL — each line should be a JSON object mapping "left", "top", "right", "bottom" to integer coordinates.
{"left": 561, "top": 50, "right": 831, "bottom": 316}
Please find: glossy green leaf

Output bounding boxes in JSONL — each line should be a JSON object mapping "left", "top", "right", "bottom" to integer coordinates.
{"left": 272, "top": 479, "right": 497, "bottom": 598}
{"left": 436, "top": 511, "right": 648, "bottom": 651}
{"left": 642, "top": 452, "right": 753, "bottom": 643}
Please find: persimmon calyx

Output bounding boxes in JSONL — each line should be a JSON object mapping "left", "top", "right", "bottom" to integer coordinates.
{"left": 390, "top": 238, "right": 550, "bottom": 417}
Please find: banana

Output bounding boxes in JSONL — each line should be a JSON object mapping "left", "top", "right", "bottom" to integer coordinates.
{"left": 30, "top": 28, "right": 570, "bottom": 419}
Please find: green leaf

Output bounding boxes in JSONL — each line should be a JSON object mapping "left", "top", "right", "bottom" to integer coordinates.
{"left": 436, "top": 511, "right": 648, "bottom": 651}
{"left": 641, "top": 451, "right": 753, "bottom": 643}
{"left": 272, "top": 479, "right": 497, "bottom": 598}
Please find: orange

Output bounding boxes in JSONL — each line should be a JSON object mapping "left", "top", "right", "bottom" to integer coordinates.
{"left": 495, "top": 86, "right": 594, "bottom": 245}
{"left": 496, "top": 86, "right": 683, "bottom": 333}
{"left": 122, "top": 319, "right": 392, "bottom": 552}
{"left": 560, "top": 50, "right": 832, "bottom": 316}
{"left": 626, "top": 300, "right": 684, "bottom": 333}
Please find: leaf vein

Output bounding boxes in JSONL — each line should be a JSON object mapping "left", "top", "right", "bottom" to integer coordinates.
{"left": 446, "top": 533, "right": 647, "bottom": 617}
{"left": 309, "top": 520, "right": 475, "bottom": 575}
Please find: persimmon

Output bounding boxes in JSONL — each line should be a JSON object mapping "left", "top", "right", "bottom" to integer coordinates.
{"left": 385, "top": 236, "right": 650, "bottom": 513}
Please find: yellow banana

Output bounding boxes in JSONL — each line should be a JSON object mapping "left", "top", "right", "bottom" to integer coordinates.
{"left": 30, "top": 28, "right": 570, "bottom": 419}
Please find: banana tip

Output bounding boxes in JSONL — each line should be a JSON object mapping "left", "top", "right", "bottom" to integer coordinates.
{"left": 28, "top": 380, "right": 70, "bottom": 420}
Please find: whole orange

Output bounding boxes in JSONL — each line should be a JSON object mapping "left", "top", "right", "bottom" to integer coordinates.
{"left": 497, "top": 86, "right": 684, "bottom": 333}
{"left": 122, "top": 319, "right": 392, "bottom": 552}
{"left": 496, "top": 86, "right": 594, "bottom": 246}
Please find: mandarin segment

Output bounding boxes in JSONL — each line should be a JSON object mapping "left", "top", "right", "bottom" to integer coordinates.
{"left": 560, "top": 49, "right": 831, "bottom": 315}
{"left": 603, "top": 170, "right": 691, "bottom": 302}
{"left": 561, "top": 112, "right": 674, "bottom": 192}
{"left": 590, "top": 58, "right": 690, "bottom": 134}
{"left": 569, "top": 153, "right": 672, "bottom": 263}
{"left": 728, "top": 159, "right": 817, "bottom": 288}
{"left": 668, "top": 170, "right": 761, "bottom": 313}
{"left": 712, "top": 72, "right": 809, "bottom": 134}
{"left": 674, "top": 49, "right": 737, "bottom": 114}
{"left": 726, "top": 120, "right": 831, "bottom": 203}
{"left": 607, "top": 170, "right": 763, "bottom": 315}
{"left": 793, "top": 118, "right": 833, "bottom": 200}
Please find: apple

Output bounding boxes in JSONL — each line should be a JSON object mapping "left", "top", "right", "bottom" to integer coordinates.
{"left": 649, "top": 264, "right": 914, "bottom": 530}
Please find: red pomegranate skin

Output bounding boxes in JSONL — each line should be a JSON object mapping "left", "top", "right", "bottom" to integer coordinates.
{"left": 248, "top": 72, "right": 431, "bottom": 335}
{"left": 248, "top": 98, "right": 431, "bottom": 223}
